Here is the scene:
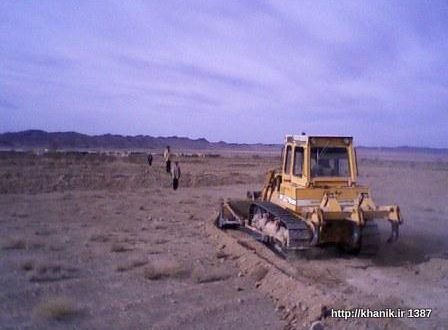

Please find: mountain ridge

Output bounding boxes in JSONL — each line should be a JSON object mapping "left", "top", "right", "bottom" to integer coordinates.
{"left": 1, "top": 130, "right": 447, "bottom": 153}
{"left": 0, "top": 130, "right": 279, "bottom": 151}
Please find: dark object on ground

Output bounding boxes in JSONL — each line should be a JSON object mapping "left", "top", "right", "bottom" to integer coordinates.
{"left": 164, "top": 146, "right": 172, "bottom": 173}
{"left": 173, "top": 178, "right": 179, "bottom": 190}
{"left": 166, "top": 160, "right": 171, "bottom": 173}
{"left": 171, "top": 161, "right": 181, "bottom": 190}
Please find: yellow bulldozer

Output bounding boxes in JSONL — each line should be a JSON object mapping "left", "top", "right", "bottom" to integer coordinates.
{"left": 217, "top": 135, "right": 402, "bottom": 255}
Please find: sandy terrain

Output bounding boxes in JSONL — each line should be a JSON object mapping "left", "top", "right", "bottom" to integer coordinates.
{"left": 0, "top": 150, "right": 447, "bottom": 329}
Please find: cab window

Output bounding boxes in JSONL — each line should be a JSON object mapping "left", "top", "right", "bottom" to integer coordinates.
{"left": 284, "top": 145, "right": 292, "bottom": 174}
{"left": 293, "top": 147, "right": 304, "bottom": 177}
{"left": 310, "top": 147, "right": 350, "bottom": 177}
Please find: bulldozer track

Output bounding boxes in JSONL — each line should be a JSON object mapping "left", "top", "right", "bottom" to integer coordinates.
{"left": 221, "top": 200, "right": 381, "bottom": 257}
{"left": 215, "top": 210, "right": 326, "bottom": 279}
{"left": 251, "top": 201, "right": 313, "bottom": 249}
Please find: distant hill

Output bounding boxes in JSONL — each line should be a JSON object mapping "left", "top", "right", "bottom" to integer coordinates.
{"left": 1, "top": 130, "right": 447, "bottom": 154}
{"left": 0, "top": 130, "right": 280, "bottom": 151}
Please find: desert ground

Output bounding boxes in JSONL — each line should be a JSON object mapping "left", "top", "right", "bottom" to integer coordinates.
{"left": 0, "top": 149, "right": 447, "bottom": 329}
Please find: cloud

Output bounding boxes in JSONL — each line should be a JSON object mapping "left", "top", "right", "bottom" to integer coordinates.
{"left": 0, "top": 0, "right": 447, "bottom": 147}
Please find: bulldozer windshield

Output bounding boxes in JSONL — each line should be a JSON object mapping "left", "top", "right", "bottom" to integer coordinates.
{"left": 310, "top": 147, "right": 350, "bottom": 177}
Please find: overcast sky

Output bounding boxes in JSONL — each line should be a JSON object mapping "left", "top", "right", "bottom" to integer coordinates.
{"left": 1, "top": 1, "right": 447, "bottom": 147}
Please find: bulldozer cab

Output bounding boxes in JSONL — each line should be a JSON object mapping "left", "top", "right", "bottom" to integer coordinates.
{"left": 282, "top": 135, "right": 358, "bottom": 188}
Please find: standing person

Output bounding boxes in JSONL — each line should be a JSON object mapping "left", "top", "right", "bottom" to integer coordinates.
{"left": 164, "top": 146, "right": 171, "bottom": 173}
{"left": 171, "top": 161, "right": 181, "bottom": 190}
{"left": 147, "top": 153, "right": 153, "bottom": 167}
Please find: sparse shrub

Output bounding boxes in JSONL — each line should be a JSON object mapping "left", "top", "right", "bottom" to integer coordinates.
{"left": 2, "top": 238, "right": 27, "bottom": 250}
{"left": 21, "top": 260, "right": 34, "bottom": 271}
{"left": 191, "top": 265, "right": 231, "bottom": 284}
{"left": 122, "top": 237, "right": 137, "bottom": 244}
{"left": 90, "top": 233, "right": 110, "bottom": 242}
{"left": 35, "top": 229, "right": 54, "bottom": 236}
{"left": 28, "top": 263, "right": 77, "bottom": 282}
{"left": 116, "top": 258, "right": 147, "bottom": 272}
{"left": 215, "top": 251, "right": 229, "bottom": 259}
{"left": 116, "top": 265, "right": 128, "bottom": 272}
{"left": 154, "top": 239, "right": 169, "bottom": 245}
{"left": 110, "top": 243, "right": 130, "bottom": 253}
{"left": 147, "top": 250, "right": 162, "bottom": 255}
{"left": 179, "top": 199, "right": 196, "bottom": 205}
{"left": 30, "top": 241, "right": 45, "bottom": 249}
{"left": 143, "top": 260, "right": 189, "bottom": 280}
{"left": 131, "top": 259, "right": 148, "bottom": 268}
{"left": 32, "top": 297, "right": 77, "bottom": 321}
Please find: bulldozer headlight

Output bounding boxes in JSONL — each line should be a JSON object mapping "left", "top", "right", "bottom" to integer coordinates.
{"left": 343, "top": 138, "right": 350, "bottom": 145}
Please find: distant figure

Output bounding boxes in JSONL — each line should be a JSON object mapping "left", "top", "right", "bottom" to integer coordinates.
{"left": 164, "top": 146, "right": 172, "bottom": 173}
{"left": 171, "top": 161, "right": 181, "bottom": 190}
{"left": 147, "top": 153, "right": 153, "bottom": 167}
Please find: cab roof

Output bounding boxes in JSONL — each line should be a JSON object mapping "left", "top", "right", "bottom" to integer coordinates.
{"left": 285, "top": 135, "right": 353, "bottom": 143}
